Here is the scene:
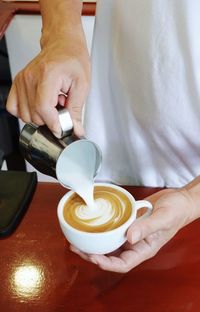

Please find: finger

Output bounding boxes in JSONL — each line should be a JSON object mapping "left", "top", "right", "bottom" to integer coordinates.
{"left": 30, "top": 112, "right": 44, "bottom": 126}
{"left": 25, "top": 80, "right": 44, "bottom": 126}
{"left": 89, "top": 253, "right": 130, "bottom": 273}
{"left": 41, "top": 106, "right": 61, "bottom": 137}
{"left": 90, "top": 239, "right": 161, "bottom": 273}
{"left": 27, "top": 98, "right": 44, "bottom": 125}
{"left": 6, "top": 83, "right": 19, "bottom": 117}
{"left": 127, "top": 204, "right": 173, "bottom": 244}
{"left": 15, "top": 80, "right": 32, "bottom": 123}
{"left": 66, "top": 80, "right": 86, "bottom": 137}
{"left": 69, "top": 245, "right": 92, "bottom": 262}
{"left": 35, "top": 81, "right": 61, "bottom": 137}
{"left": 58, "top": 94, "right": 67, "bottom": 107}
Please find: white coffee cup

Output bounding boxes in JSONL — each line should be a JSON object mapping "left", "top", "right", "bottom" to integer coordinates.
{"left": 57, "top": 183, "right": 153, "bottom": 254}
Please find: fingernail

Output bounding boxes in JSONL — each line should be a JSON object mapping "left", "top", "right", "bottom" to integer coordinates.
{"left": 70, "top": 245, "right": 77, "bottom": 253}
{"left": 131, "top": 230, "right": 141, "bottom": 244}
{"left": 90, "top": 257, "right": 98, "bottom": 264}
{"left": 52, "top": 131, "right": 61, "bottom": 138}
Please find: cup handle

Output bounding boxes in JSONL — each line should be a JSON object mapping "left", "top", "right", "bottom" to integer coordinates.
{"left": 135, "top": 200, "right": 153, "bottom": 220}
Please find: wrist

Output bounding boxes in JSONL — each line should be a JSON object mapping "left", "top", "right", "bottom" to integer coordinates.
{"left": 180, "top": 183, "right": 200, "bottom": 224}
{"left": 39, "top": 0, "right": 83, "bottom": 48}
{"left": 40, "top": 25, "right": 84, "bottom": 49}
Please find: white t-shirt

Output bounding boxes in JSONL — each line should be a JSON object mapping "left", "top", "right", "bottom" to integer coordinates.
{"left": 84, "top": 0, "right": 200, "bottom": 188}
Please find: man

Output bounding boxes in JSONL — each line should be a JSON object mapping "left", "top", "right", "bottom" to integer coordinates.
{"left": 6, "top": 0, "right": 200, "bottom": 273}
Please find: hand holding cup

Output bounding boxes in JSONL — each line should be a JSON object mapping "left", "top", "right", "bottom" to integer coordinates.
{"left": 57, "top": 183, "right": 153, "bottom": 254}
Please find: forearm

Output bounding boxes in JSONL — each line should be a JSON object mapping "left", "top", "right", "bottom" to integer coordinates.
{"left": 181, "top": 176, "right": 200, "bottom": 222}
{"left": 39, "top": 0, "right": 83, "bottom": 47}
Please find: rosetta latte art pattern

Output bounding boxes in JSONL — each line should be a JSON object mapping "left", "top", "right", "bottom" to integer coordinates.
{"left": 63, "top": 186, "right": 132, "bottom": 232}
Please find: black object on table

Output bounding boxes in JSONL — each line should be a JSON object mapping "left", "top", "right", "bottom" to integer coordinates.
{"left": 0, "top": 169, "right": 37, "bottom": 237}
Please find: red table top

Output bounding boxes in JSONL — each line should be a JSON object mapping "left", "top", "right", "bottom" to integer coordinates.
{"left": 1, "top": 182, "right": 200, "bottom": 312}
{"left": 0, "top": 1, "right": 96, "bottom": 39}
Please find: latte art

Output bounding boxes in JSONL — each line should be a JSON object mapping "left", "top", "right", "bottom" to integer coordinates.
{"left": 75, "top": 198, "right": 122, "bottom": 226}
{"left": 63, "top": 186, "right": 132, "bottom": 232}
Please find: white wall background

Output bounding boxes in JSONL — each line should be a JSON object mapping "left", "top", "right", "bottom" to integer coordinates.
{"left": 5, "top": 14, "right": 95, "bottom": 181}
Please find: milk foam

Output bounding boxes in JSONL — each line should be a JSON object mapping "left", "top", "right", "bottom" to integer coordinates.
{"left": 63, "top": 186, "right": 132, "bottom": 232}
{"left": 75, "top": 196, "right": 125, "bottom": 226}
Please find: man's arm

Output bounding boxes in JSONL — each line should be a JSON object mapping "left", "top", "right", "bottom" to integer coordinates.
{"left": 40, "top": 0, "right": 83, "bottom": 48}
{"left": 6, "top": 0, "right": 90, "bottom": 137}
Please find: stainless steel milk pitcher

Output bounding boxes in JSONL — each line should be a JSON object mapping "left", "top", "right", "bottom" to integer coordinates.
{"left": 19, "top": 109, "right": 102, "bottom": 182}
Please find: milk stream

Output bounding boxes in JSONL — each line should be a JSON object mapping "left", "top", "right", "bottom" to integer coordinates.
{"left": 56, "top": 141, "right": 98, "bottom": 209}
{"left": 64, "top": 162, "right": 95, "bottom": 209}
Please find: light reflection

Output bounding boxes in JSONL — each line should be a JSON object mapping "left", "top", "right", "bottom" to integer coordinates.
{"left": 13, "top": 264, "right": 44, "bottom": 298}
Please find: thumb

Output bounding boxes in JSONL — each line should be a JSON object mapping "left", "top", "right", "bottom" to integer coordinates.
{"left": 127, "top": 207, "right": 171, "bottom": 245}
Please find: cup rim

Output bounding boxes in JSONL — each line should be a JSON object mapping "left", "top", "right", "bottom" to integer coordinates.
{"left": 57, "top": 182, "right": 137, "bottom": 236}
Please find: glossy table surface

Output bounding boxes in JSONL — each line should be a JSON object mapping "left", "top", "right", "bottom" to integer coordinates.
{"left": 1, "top": 182, "right": 200, "bottom": 312}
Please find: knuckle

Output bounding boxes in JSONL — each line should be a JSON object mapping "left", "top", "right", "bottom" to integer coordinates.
{"left": 120, "top": 266, "right": 131, "bottom": 273}
{"left": 39, "top": 61, "right": 55, "bottom": 78}
{"left": 69, "top": 102, "right": 82, "bottom": 118}
{"left": 39, "top": 62, "right": 48, "bottom": 76}
{"left": 6, "top": 105, "right": 15, "bottom": 115}
{"left": 146, "top": 241, "right": 159, "bottom": 258}
{"left": 13, "top": 72, "right": 22, "bottom": 85}
{"left": 45, "top": 117, "right": 59, "bottom": 132}
{"left": 23, "top": 68, "right": 34, "bottom": 82}
{"left": 32, "top": 114, "right": 44, "bottom": 126}
{"left": 141, "top": 224, "right": 152, "bottom": 240}
{"left": 20, "top": 114, "right": 31, "bottom": 124}
{"left": 149, "top": 249, "right": 157, "bottom": 258}
{"left": 29, "top": 105, "right": 43, "bottom": 119}
{"left": 162, "top": 212, "right": 175, "bottom": 231}
{"left": 71, "top": 105, "right": 81, "bottom": 114}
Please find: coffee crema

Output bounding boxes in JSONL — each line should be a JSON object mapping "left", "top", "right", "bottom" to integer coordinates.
{"left": 63, "top": 186, "right": 132, "bottom": 233}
